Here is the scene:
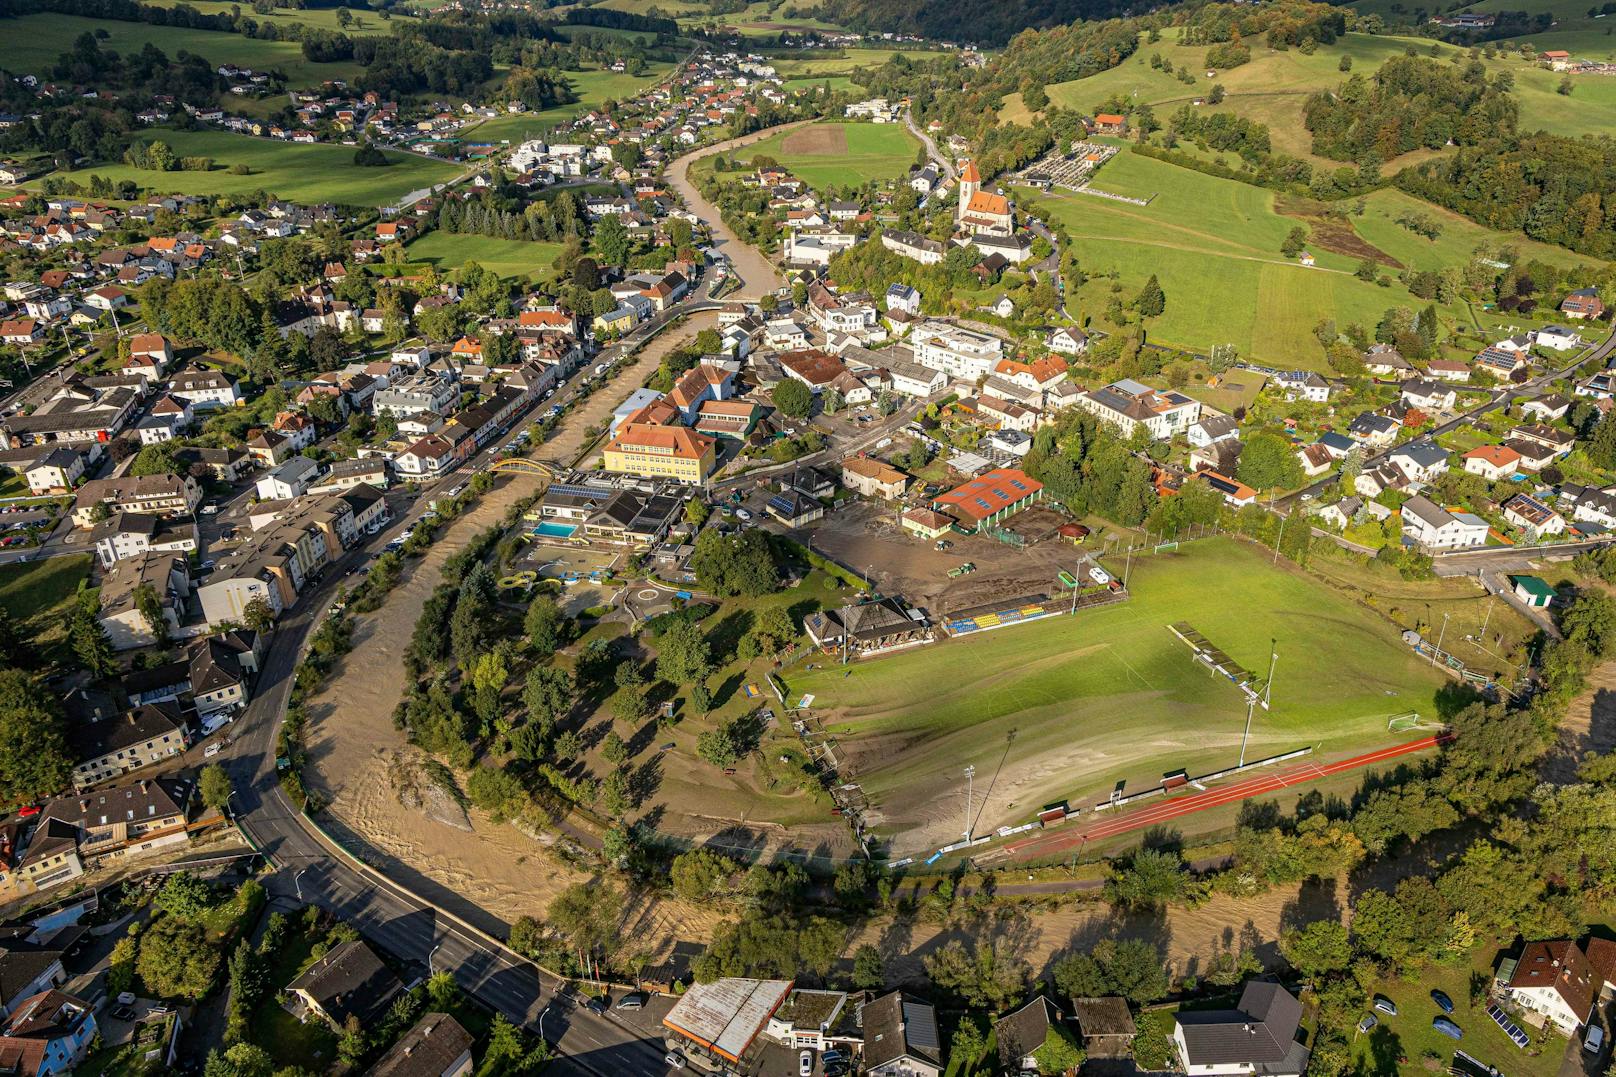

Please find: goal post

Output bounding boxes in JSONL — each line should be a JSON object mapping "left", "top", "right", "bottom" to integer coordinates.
{"left": 1387, "top": 712, "right": 1422, "bottom": 733}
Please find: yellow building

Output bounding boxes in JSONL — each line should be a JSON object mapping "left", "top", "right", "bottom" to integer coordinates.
{"left": 603, "top": 422, "right": 717, "bottom": 485}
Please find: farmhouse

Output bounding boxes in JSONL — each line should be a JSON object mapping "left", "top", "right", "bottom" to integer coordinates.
{"left": 933, "top": 468, "right": 1043, "bottom": 532}
{"left": 804, "top": 597, "right": 933, "bottom": 657}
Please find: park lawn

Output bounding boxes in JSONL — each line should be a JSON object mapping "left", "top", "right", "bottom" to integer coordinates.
{"left": 788, "top": 537, "right": 1448, "bottom": 840}
{"left": 403, "top": 232, "right": 564, "bottom": 280}
{"left": 0, "top": 554, "right": 90, "bottom": 652}
{"left": 45, "top": 129, "right": 460, "bottom": 206}
{"left": 0, "top": 14, "right": 363, "bottom": 87}
{"left": 1354, "top": 956, "right": 1569, "bottom": 1077}
{"left": 144, "top": 0, "right": 410, "bottom": 34}
{"left": 1015, "top": 152, "right": 1462, "bottom": 366}
{"left": 464, "top": 64, "right": 675, "bottom": 144}
{"left": 732, "top": 121, "right": 920, "bottom": 188}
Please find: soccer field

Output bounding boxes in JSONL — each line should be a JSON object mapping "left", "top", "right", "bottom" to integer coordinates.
{"left": 787, "top": 538, "right": 1447, "bottom": 852}
{"left": 734, "top": 121, "right": 919, "bottom": 189}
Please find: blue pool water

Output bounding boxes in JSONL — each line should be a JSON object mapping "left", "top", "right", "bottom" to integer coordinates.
{"left": 532, "top": 521, "right": 577, "bottom": 538}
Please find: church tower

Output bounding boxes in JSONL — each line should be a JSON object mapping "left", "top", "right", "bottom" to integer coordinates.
{"left": 956, "top": 159, "right": 981, "bottom": 225}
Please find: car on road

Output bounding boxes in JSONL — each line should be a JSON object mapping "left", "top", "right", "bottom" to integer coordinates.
{"left": 616, "top": 992, "right": 646, "bottom": 1010}
{"left": 583, "top": 996, "right": 608, "bottom": 1016}
{"left": 201, "top": 502, "right": 220, "bottom": 514}
{"left": 1430, "top": 990, "right": 1453, "bottom": 1015}
{"left": 1432, "top": 1017, "right": 1463, "bottom": 1040}
{"left": 204, "top": 742, "right": 221, "bottom": 758}
{"left": 799, "top": 1049, "right": 814, "bottom": 1076}
{"left": 1372, "top": 997, "right": 1397, "bottom": 1016}
{"left": 736, "top": 508, "right": 752, "bottom": 522}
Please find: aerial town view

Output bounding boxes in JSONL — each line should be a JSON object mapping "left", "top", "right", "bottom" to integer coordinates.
{"left": 5, "top": 0, "right": 1616, "bottom": 1073}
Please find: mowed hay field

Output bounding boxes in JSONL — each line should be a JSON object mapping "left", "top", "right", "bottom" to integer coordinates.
{"left": 402, "top": 232, "right": 564, "bottom": 279}
{"left": 737, "top": 121, "right": 918, "bottom": 188}
{"left": 0, "top": 13, "right": 364, "bottom": 86}
{"left": 143, "top": 0, "right": 411, "bottom": 34}
{"left": 1015, "top": 149, "right": 1463, "bottom": 365}
{"left": 46, "top": 129, "right": 460, "bottom": 206}
{"left": 789, "top": 538, "right": 1446, "bottom": 854}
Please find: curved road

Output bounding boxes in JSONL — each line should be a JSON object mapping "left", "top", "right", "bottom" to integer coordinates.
{"left": 666, "top": 123, "right": 813, "bottom": 300}
{"left": 219, "top": 297, "right": 734, "bottom": 1076}
{"left": 903, "top": 108, "right": 955, "bottom": 183}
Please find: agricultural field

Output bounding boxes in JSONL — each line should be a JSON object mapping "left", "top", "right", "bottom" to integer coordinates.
{"left": 465, "top": 64, "right": 676, "bottom": 143}
{"left": 1003, "top": 29, "right": 1616, "bottom": 162}
{"left": 402, "top": 232, "right": 564, "bottom": 279}
{"left": 0, "top": 13, "right": 364, "bottom": 87}
{"left": 730, "top": 121, "right": 920, "bottom": 188}
{"left": 783, "top": 75, "right": 857, "bottom": 93}
{"left": 788, "top": 537, "right": 1449, "bottom": 857}
{"left": 44, "top": 129, "right": 461, "bottom": 206}
{"left": 1015, "top": 149, "right": 1484, "bottom": 366}
{"left": 769, "top": 46, "right": 952, "bottom": 79}
{"left": 144, "top": 0, "right": 411, "bottom": 34}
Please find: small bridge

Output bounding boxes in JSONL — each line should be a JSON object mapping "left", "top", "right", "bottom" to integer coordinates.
{"left": 486, "top": 458, "right": 559, "bottom": 479}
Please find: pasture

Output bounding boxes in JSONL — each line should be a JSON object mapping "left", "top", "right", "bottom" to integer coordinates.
{"left": 788, "top": 537, "right": 1447, "bottom": 855}
{"left": 45, "top": 129, "right": 461, "bottom": 206}
{"left": 733, "top": 121, "right": 919, "bottom": 188}
{"left": 402, "top": 232, "right": 564, "bottom": 280}
{"left": 0, "top": 554, "right": 90, "bottom": 659}
{"left": 465, "top": 64, "right": 675, "bottom": 144}
{"left": 143, "top": 0, "right": 409, "bottom": 34}
{"left": 769, "top": 47, "right": 952, "bottom": 79}
{"left": 0, "top": 13, "right": 363, "bottom": 87}
{"left": 1014, "top": 149, "right": 1470, "bottom": 365}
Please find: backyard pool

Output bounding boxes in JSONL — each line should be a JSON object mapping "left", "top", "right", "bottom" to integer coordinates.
{"left": 531, "top": 521, "right": 578, "bottom": 539}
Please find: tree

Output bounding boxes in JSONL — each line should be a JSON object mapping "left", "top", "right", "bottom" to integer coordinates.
{"left": 923, "top": 940, "right": 1029, "bottom": 1010}
{"left": 1280, "top": 920, "right": 1351, "bottom": 979}
{"left": 137, "top": 916, "right": 221, "bottom": 998}
{"left": 656, "top": 619, "right": 712, "bottom": 687}
{"left": 670, "top": 848, "right": 737, "bottom": 900}
{"left": 747, "top": 606, "right": 796, "bottom": 657}
{"left": 689, "top": 529, "right": 778, "bottom": 597}
{"left": 133, "top": 583, "right": 169, "bottom": 645}
{"left": 852, "top": 943, "right": 885, "bottom": 990}
{"left": 200, "top": 765, "right": 233, "bottom": 813}
{"left": 550, "top": 881, "right": 622, "bottom": 955}
{"left": 1106, "top": 847, "right": 1191, "bottom": 910}
{"left": 1133, "top": 274, "right": 1166, "bottom": 318}
{"left": 522, "top": 665, "right": 572, "bottom": 727}
{"left": 129, "top": 441, "right": 182, "bottom": 477}
{"left": 1052, "top": 939, "right": 1167, "bottom": 1004}
{"left": 242, "top": 597, "right": 276, "bottom": 632}
{"left": 1281, "top": 226, "right": 1308, "bottom": 257}
{"left": 203, "top": 1043, "right": 274, "bottom": 1077}
{"left": 523, "top": 595, "right": 568, "bottom": 656}
{"left": 69, "top": 593, "right": 118, "bottom": 678}
{"left": 1563, "top": 591, "right": 1616, "bottom": 657}
{"left": 772, "top": 378, "right": 813, "bottom": 418}
{"left": 1237, "top": 431, "right": 1305, "bottom": 491}
{"left": 697, "top": 719, "right": 744, "bottom": 768}
{"left": 594, "top": 214, "right": 630, "bottom": 267}
{"left": 0, "top": 670, "right": 73, "bottom": 804}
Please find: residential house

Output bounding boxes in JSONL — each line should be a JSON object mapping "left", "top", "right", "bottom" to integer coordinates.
{"left": 1401, "top": 494, "right": 1489, "bottom": 550}
{"left": 367, "top": 1014, "right": 475, "bottom": 1077}
{"left": 1187, "top": 414, "right": 1240, "bottom": 448}
{"left": 1273, "top": 370, "right": 1330, "bottom": 402}
{"left": 71, "top": 473, "right": 199, "bottom": 526}
{"left": 1363, "top": 344, "right": 1412, "bottom": 376}
{"left": 1500, "top": 940, "right": 1596, "bottom": 1035}
{"left": 1387, "top": 441, "right": 1450, "bottom": 483}
{"left": 1076, "top": 379, "right": 1201, "bottom": 440}
{"left": 1347, "top": 412, "right": 1400, "bottom": 447}
{"left": 1400, "top": 379, "right": 1457, "bottom": 412}
{"left": 1537, "top": 324, "right": 1582, "bottom": 351}
{"left": 23, "top": 448, "right": 84, "bottom": 494}
{"left": 861, "top": 991, "right": 942, "bottom": 1077}
{"left": 69, "top": 700, "right": 190, "bottom": 788}
{"left": 1463, "top": 445, "right": 1521, "bottom": 481}
{"left": 1561, "top": 287, "right": 1605, "bottom": 320}
{"left": 841, "top": 456, "right": 909, "bottom": 499}
{"left": 1173, "top": 982, "right": 1309, "bottom": 1077}
{"left": 995, "top": 997, "right": 1076, "bottom": 1076}
{"left": 1522, "top": 394, "right": 1572, "bottom": 422}
{"left": 288, "top": 940, "right": 403, "bottom": 1032}
{"left": 1425, "top": 359, "right": 1472, "bottom": 382}
{"left": 0, "top": 990, "right": 97, "bottom": 1076}
{"left": 1502, "top": 492, "right": 1565, "bottom": 537}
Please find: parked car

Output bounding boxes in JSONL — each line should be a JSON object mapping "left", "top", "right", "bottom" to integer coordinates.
{"left": 1433, "top": 1017, "right": 1464, "bottom": 1040}
{"left": 583, "top": 996, "right": 608, "bottom": 1016}
{"left": 663, "top": 1052, "right": 686, "bottom": 1070}
{"left": 1357, "top": 1014, "right": 1378, "bottom": 1035}
{"left": 616, "top": 992, "right": 646, "bottom": 1011}
{"left": 1372, "top": 997, "right": 1398, "bottom": 1016}
{"left": 1430, "top": 990, "right": 1454, "bottom": 1015}
{"left": 1586, "top": 1025, "right": 1605, "bottom": 1055}
{"left": 799, "top": 1050, "right": 814, "bottom": 1076}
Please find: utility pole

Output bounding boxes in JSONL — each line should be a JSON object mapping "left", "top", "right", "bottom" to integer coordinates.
{"left": 1273, "top": 510, "right": 1287, "bottom": 564}
{"left": 1434, "top": 612, "right": 1451, "bottom": 666}
{"left": 1480, "top": 593, "right": 1495, "bottom": 641}
{"left": 962, "top": 764, "right": 975, "bottom": 842}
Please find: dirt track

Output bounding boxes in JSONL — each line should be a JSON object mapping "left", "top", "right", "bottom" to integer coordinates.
{"left": 667, "top": 123, "right": 810, "bottom": 299}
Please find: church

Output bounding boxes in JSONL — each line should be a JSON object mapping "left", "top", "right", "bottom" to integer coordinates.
{"left": 955, "top": 159, "right": 1014, "bottom": 237}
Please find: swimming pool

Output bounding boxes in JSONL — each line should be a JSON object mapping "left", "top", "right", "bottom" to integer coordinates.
{"left": 531, "top": 521, "right": 578, "bottom": 538}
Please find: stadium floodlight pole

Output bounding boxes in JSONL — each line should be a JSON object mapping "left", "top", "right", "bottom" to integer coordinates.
{"left": 1480, "top": 594, "right": 1495, "bottom": 640}
{"left": 1263, "top": 647, "right": 1278, "bottom": 711}
{"left": 963, "top": 765, "right": 975, "bottom": 842}
{"left": 1240, "top": 694, "right": 1255, "bottom": 768}
{"left": 1434, "top": 612, "right": 1451, "bottom": 665}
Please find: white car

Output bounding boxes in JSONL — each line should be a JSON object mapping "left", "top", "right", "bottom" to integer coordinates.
{"left": 736, "top": 508, "right": 752, "bottom": 522}
{"left": 799, "top": 1049, "right": 813, "bottom": 1076}
{"left": 664, "top": 1052, "right": 686, "bottom": 1070}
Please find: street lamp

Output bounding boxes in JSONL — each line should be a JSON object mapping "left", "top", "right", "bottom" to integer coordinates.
{"left": 962, "top": 764, "right": 975, "bottom": 842}
{"left": 294, "top": 867, "right": 308, "bottom": 902}
{"left": 428, "top": 943, "right": 442, "bottom": 976}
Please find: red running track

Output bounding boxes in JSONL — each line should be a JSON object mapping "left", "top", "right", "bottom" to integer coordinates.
{"left": 999, "top": 734, "right": 1449, "bottom": 862}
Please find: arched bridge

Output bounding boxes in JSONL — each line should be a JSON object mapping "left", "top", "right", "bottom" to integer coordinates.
{"left": 486, "top": 457, "right": 559, "bottom": 478}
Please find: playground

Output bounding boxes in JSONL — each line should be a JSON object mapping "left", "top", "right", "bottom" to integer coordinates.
{"left": 785, "top": 536, "right": 1451, "bottom": 857}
